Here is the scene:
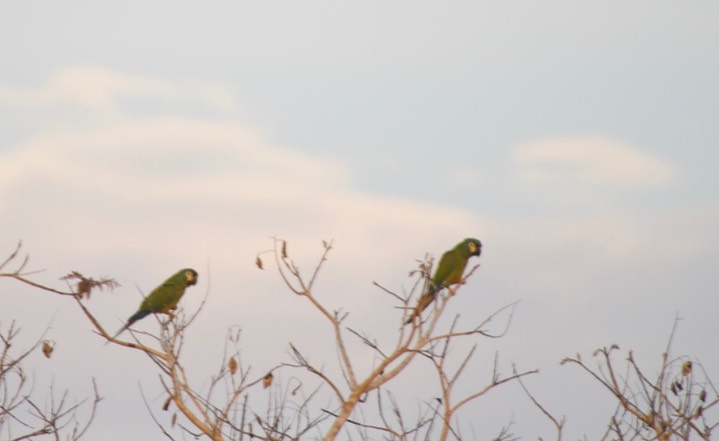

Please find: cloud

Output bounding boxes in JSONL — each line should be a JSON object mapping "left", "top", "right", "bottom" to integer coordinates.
{"left": 0, "top": 66, "right": 235, "bottom": 113}
{"left": 0, "top": 117, "right": 479, "bottom": 269}
{"left": 514, "top": 137, "right": 677, "bottom": 188}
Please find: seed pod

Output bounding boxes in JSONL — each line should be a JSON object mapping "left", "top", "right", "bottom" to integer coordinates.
{"left": 263, "top": 372, "right": 273, "bottom": 389}
{"left": 42, "top": 341, "right": 54, "bottom": 358}
{"left": 693, "top": 405, "right": 703, "bottom": 420}
{"left": 682, "top": 360, "right": 693, "bottom": 376}
{"left": 163, "top": 396, "right": 172, "bottom": 411}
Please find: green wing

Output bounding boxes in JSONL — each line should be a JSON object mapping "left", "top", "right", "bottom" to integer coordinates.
{"left": 405, "top": 247, "right": 466, "bottom": 324}
{"left": 432, "top": 247, "right": 469, "bottom": 289}
{"left": 140, "top": 274, "right": 187, "bottom": 314}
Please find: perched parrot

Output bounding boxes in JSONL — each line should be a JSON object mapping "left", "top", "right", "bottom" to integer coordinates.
{"left": 113, "top": 268, "right": 198, "bottom": 338}
{"left": 405, "top": 238, "right": 482, "bottom": 325}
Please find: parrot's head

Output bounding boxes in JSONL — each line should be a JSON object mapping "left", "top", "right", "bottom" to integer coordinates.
{"left": 182, "top": 269, "right": 199, "bottom": 287}
{"left": 463, "top": 238, "right": 482, "bottom": 257}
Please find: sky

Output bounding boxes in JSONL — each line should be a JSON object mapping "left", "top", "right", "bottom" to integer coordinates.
{"left": 1, "top": 1, "right": 718, "bottom": 440}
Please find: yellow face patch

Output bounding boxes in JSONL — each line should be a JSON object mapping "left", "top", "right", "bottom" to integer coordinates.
{"left": 468, "top": 242, "right": 478, "bottom": 254}
{"left": 185, "top": 271, "right": 196, "bottom": 283}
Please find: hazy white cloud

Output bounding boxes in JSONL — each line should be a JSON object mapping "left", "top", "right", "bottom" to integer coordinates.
{"left": 0, "top": 118, "right": 479, "bottom": 266}
{"left": 0, "top": 66, "right": 235, "bottom": 113}
{"left": 514, "top": 137, "right": 677, "bottom": 188}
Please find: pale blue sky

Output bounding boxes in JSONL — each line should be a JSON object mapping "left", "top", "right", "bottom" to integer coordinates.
{"left": 1, "top": 2, "right": 718, "bottom": 440}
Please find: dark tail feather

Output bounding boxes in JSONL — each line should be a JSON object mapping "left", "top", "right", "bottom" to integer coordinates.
{"left": 112, "top": 309, "right": 151, "bottom": 339}
{"left": 404, "top": 284, "right": 438, "bottom": 325}
{"left": 111, "top": 323, "right": 130, "bottom": 340}
{"left": 128, "top": 309, "right": 151, "bottom": 324}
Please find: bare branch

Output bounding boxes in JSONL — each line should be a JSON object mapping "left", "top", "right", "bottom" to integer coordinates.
{"left": 514, "top": 365, "right": 564, "bottom": 441}
{"left": 563, "top": 317, "right": 718, "bottom": 440}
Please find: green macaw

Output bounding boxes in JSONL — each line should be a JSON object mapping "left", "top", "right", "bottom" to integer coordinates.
{"left": 405, "top": 238, "right": 481, "bottom": 325}
{"left": 113, "top": 268, "right": 198, "bottom": 338}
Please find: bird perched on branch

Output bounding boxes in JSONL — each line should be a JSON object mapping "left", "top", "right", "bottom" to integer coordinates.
{"left": 405, "top": 238, "right": 481, "bottom": 325}
{"left": 113, "top": 268, "right": 198, "bottom": 338}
